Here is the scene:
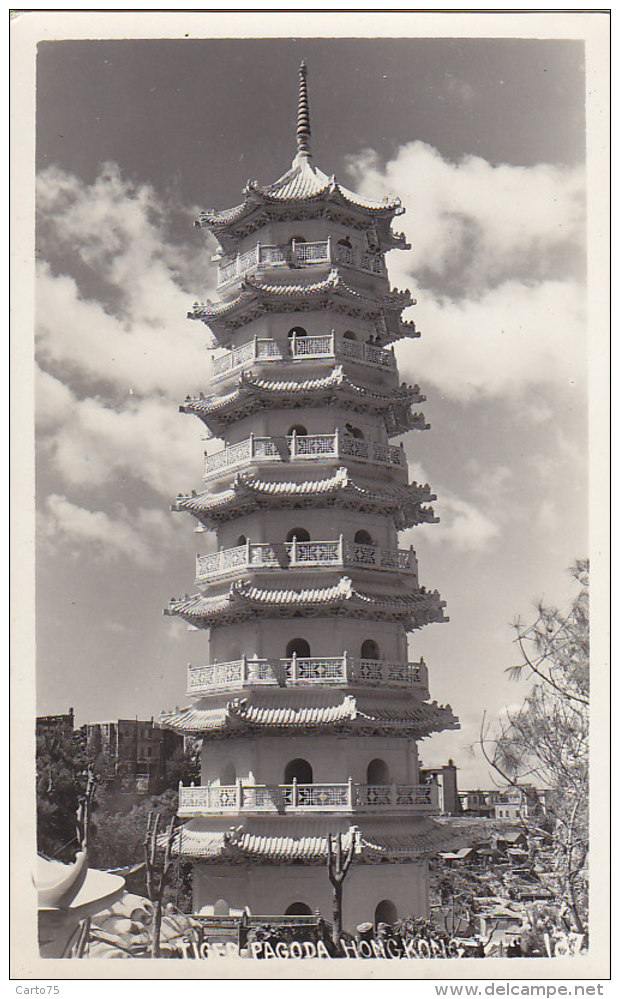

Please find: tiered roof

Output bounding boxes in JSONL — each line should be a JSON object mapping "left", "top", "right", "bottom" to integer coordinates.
{"left": 180, "top": 366, "right": 427, "bottom": 437}
{"left": 194, "top": 64, "right": 407, "bottom": 255}
{"left": 172, "top": 467, "right": 438, "bottom": 530}
{"left": 160, "top": 688, "right": 458, "bottom": 739}
{"left": 188, "top": 270, "right": 417, "bottom": 343}
{"left": 195, "top": 162, "right": 408, "bottom": 253}
{"left": 165, "top": 576, "right": 447, "bottom": 630}
{"left": 171, "top": 815, "right": 467, "bottom": 863}
{"left": 161, "top": 65, "right": 458, "bottom": 868}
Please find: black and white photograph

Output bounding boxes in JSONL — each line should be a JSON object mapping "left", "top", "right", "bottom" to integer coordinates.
{"left": 10, "top": 9, "right": 610, "bottom": 984}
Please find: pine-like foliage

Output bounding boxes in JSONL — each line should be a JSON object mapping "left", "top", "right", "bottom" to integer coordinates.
{"left": 481, "top": 561, "right": 590, "bottom": 938}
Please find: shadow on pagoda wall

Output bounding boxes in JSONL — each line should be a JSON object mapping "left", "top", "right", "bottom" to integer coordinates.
{"left": 192, "top": 861, "right": 430, "bottom": 931}
{"left": 200, "top": 734, "right": 420, "bottom": 787}
{"left": 209, "top": 618, "right": 410, "bottom": 664}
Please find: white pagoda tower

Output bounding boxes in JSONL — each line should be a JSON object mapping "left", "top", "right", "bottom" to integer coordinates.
{"left": 162, "top": 63, "right": 459, "bottom": 928}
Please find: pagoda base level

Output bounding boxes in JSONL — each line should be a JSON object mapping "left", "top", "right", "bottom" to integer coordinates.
{"left": 191, "top": 860, "right": 429, "bottom": 932}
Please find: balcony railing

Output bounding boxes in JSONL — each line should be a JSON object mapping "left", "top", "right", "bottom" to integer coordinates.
{"left": 216, "top": 239, "right": 386, "bottom": 289}
{"left": 178, "top": 780, "right": 438, "bottom": 816}
{"left": 204, "top": 431, "right": 405, "bottom": 480}
{"left": 186, "top": 654, "right": 429, "bottom": 696}
{"left": 210, "top": 333, "right": 396, "bottom": 383}
{"left": 195, "top": 537, "right": 417, "bottom": 582}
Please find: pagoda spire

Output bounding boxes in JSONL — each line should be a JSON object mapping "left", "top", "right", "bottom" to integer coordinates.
{"left": 295, "top": 60, "right": 312, "bottom": 162}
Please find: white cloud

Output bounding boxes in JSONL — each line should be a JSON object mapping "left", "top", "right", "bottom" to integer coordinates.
{"left": 35, "top": 163, "right": 218, "bottom": 508}
{"left": 39, "top": 494, "right": 182, "bottom": 567}
{"left": 348, "top": 141, "right": 585, "bottom": 293}
{"left": 403, "top": 467, "right": 500, "bottom": 554}
{"left": 466, "top": 463, "right": 513, "bottom": 502}
{"left": 346, "top": 142, "right": 586, "bottom": 402}
{"left": 395, "top": 278, "right": 585, "bottom": 401}
{"left": 36, "top": 164, "right": 217, "bottom": 399}
{"left": 428, "top": 493, "right": 500, "bottom": 552}
{"left": 35, "top": 366, "right": 75, "bottom": 427}
{"left": 37, "top": 370, "right": 204, "bottom": 497}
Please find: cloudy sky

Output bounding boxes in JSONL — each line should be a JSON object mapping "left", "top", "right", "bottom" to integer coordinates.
{"left": 33, "top": 31, "right": 590, "bottom": 786}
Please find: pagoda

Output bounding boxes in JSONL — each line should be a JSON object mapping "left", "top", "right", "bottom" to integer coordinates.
{"left": 161, "top": 63, "right": 459, "bottom": 928}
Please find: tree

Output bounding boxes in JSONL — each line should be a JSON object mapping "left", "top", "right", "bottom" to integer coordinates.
{"left": 326, "top": 831, "right": 356, "bottom": 948}
{"left": 143, "top": 810, "right": 177, "bottom": 958}
{"left": 36, "top": 729, "right": 90, "bottom": 861}
{"left": 89, "top": 787, "right": 178, "bottom": 871}
{"left": 480, "top": 560, "right": 589, "bottom": 938}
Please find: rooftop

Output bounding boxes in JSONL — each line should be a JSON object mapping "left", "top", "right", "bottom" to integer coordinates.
{"left": 195, "top": 64, "right": 407, "bottom": 251}
{"left": 180, "top": 366, "right": 427, "bottom": 436}
{"left": 160, "top": 687, "right": 458, "bottom": 739}
{"left": 189, "top": 269, "right": 416, "bottom": 342}
{"left": 165, "top": 575, "right": 448, "bottom": 630}
{"left": 171, "top": 814, "right": 469, "bottom": 863}
{"left": 172, "top": 467, "right": 437, "bottom": 530}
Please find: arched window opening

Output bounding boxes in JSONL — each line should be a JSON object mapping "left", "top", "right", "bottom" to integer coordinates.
{"left": 220, "top": 761, "right": 236, "bottom": 786}
{"left": 285, "top": 902, "right": 313, "bottom": 915}
{"left": 361, "top": 639, "right": 380, "bottom": 660}
{"left": 354, "top": 530, "right": 373, "bottom": 546}
{"left": 287, "top": 424, "right": 307, "bottom": 436}
{"left": 345, "top": 423, "right": 364, "bottom": 440}
{"left": 284, "top": 759, "right": 313, "bottom": 784}
{"left": 367, "top": 758, "right": 390, "bottom": 785}
{"left": 286, "top": 638, "right": 311, "bottom": 659}
{"left": 235, "top": 534, "right": 247, "bottom": 547}
{"left": 338, "top": 237, "right": 352, "bottom": 248}
{"left": 288, "top": 235, "right": 307, "bottom": 245}
{"left": 374, "top": 900, "right": 397, "bottom": 927}
{"left": 214, "top": 899, "right": 230, "bottom": 916}
{"left": 286, "top": 527, "right": 310, "bottom": 543}
{"left": 288, "top": 326, "right": 308, "bottom": 338}
{"left": 343, "top": 330, "right": 357, "bottom": 341}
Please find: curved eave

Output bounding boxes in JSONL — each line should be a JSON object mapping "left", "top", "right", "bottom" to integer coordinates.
{"left": 187, "top": 270, "right": 415, "bottom": 339}
{"left": 160, "top": 689, "right": 459, "bottom": 740}
{"left": 172, "top": 469, "right": 438, "bottom": 530}
{"left": 164, "top": 577, "right": 448, "bottom": 630}
{"left": 195, "top": 164, "right": 404, "bottom": 240}
{"left": 246, "top": 178, "right": 403, "bottom": 217}
{"left": 170, "top": 816, "right": 467, "bottom": 863}
{"left": 179, "top": 368, "right": 427, "bottom": 436}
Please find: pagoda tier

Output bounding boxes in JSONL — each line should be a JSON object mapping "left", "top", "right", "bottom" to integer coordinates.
{"left": 161, "top": 687, "right": 457, "bottom": 740}
{"left": 170, "top": 815, "right": 470, "bottom": 866}
{"left": 201, "top": 431, "right": 409, "bottom": 484}
{"left": 183, "top": 653, "right": 432, "bottom": 699}
{"left": 161, "top": 63, "right": 459, "bottom": 926}
{"left": 208, "top": 330, "right": 400, "bottom": 386}
{"left": 165, "top": 576, "right": 447, "bottom": 630}
{"left": 172, "top": 468, "right": 438, "bottom": 531}
{"left": 195, "top": 157, "right": 409, "bottom": 256}
{"left": 188, "top": 270, "right": 417, "bottom": 344}
{"left": 180, "top": 366, "right": 427, "bottom": 437}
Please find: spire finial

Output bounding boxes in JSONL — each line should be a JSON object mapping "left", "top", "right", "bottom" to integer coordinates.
{"left": 296, "top": 60, "right": 312, "bottom": 160}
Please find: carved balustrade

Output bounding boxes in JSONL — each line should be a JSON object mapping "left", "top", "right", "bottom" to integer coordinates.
{"left": 186, "top": 655, "right": 429, "bottom": 695}
{"left": 216, "top": 239, "right": 386, "bottom": 289}
{"left": 210, "top": 332, "right": 395, "bottom": 382}
{"left": 195, "top": 537, "right": 417, "bottom": 581}
{"left": 204, "top": 431, "right": 405, "bottom": 479}
{"left": 178, "top": 780, "right": 438, "bottom": 816}
{"left": 186, "top": 657, "right": 275, "bottom": 694}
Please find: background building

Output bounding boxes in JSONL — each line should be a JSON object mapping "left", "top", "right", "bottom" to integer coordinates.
{"left": 419, "top": 759, "right": 461, "bottom": 815}
{"left": 84, "top": 718, "right": 183, "bottom": 792}
{"left": 36, "top": 708, "right": 74, "bottom": 742}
